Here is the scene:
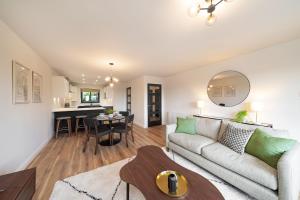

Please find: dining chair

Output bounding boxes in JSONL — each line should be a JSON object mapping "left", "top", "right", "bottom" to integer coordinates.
{"left": 128, "top": 114, "right": 135, "bottom": 142}
{"left": 119, "top": 111, "right": 129, "bottom": 116}
{"left": 113, "top": 114, "right": 134, "bottom": 147}
{"left": 83, "top": 117, "right": 112, "bottom": 155}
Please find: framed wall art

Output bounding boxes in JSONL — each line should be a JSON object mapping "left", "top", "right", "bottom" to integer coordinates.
{"left": 32, "top": 71, "right": 42, "bottom": 103}
{"left": 224, "top": 86, "right": 236, "bottom": 97}
{"left": 12, "top": 61, "right": 31, "bottom": 104}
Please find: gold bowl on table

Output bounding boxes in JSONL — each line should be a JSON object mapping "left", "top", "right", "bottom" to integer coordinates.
{"left": 156, "top": 170, "right": 188, "bottom": 198}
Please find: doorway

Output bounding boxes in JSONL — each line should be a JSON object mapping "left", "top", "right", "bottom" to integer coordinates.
{"left": 126, "top": 87, "right": 131, "bottom": 114}
{"left": 147, "top": 84, "right": 162, "bottom": 127}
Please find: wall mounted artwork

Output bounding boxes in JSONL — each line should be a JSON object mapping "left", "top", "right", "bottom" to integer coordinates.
{"left": 12, "top": 61, "right": 31, "bottom": 104}
{"left": 210, "top": 86, "right": 222, "bottom": 97}
{"left": 224, "top": 86, "right": 236, "bottom": 97}
{"left": 32, "top": 71, "right": 42, "bottom": 103}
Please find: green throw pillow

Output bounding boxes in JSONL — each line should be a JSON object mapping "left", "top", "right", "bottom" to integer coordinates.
{"left": 245, "top": 128, "right": 296, "bottom": 169}
{"left": 175, "top": 117, "right": 197, "bottom": 135}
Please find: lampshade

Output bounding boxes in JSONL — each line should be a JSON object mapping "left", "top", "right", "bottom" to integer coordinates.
{"left": 251, "top": 102, "right": 263, "bottom": 112}
{"left": 197, "top": 100, "right": 205, "bottom": 108}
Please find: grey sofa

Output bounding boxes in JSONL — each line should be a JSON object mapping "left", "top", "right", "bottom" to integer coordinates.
{"left": 166, "top": 116, "right": 300, "bottom": 200}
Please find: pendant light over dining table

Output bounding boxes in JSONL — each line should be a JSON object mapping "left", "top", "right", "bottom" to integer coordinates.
{"left": 105, "top": 62, "right": 119, "bottom": 87}
{"left": 188, "top": 0, "right": 233, "bottom": 26}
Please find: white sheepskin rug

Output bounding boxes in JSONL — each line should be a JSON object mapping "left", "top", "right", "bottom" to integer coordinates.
{"left": 50, "top": 148, "right": 255, "bottom": 200}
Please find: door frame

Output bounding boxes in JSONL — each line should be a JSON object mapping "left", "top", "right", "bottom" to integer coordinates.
{"left": 126, "top": 87, "right": 131, "bottom": 114}
{"left": 147, "top": 84, "right": 162, "bottom": 127}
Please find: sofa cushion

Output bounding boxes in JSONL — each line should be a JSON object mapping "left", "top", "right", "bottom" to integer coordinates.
{"left": 220, "top": 123, "right": 254, "bottom": 154}
{"left": 168, "top": 133, "right": 215, "bottom": 155}
{"left": 195, "top": 117, "right": 222, "bottom": 140}
{"left": 175, "top": 117, "right": 197, "bottom": 134}
{"left": 202, "top": 142, "right": 278, "bottom": 190}
{"left": 245, "top": 128, "right": 297, "bottom": 169}
{"left": 218, "top": 120, "right": 290, "bottom": 141}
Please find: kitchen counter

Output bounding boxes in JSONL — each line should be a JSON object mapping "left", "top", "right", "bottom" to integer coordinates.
{"left": 52, "top": 106, "right": 113, "bottom": 132}
{"left": 52, "top": 107, "right": 106, "bottom": 112}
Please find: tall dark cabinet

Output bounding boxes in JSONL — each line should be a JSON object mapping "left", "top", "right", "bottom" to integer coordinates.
{"left": 126, "top": 87, "right": 131, "bottom": 114}
{"left": 147, "top": 84, "right": 162, "bottom": 127}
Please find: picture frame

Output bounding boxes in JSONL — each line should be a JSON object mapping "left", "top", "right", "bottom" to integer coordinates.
{"left": 12, "top": 61, "right": 31, "bottom": 104}
{"left": 224, "top": 86, "right": 236, "bottom": 97}
{"left": 32, "top": 71, "right": 42, "bottom": 103}
{"left": 210, "top": 86, "right": 222, "bottom": 97}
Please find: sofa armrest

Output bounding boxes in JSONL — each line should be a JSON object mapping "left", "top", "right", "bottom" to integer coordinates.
{"left": 166, "top": 124, "right": 177, "bottom": 147}
{"left": 278, "top": 143, "right": 300, "bottom": 200}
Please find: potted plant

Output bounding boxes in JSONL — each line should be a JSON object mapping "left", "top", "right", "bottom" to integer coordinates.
{"left": 234, "top": 110, "right": 248, "bottom": 123}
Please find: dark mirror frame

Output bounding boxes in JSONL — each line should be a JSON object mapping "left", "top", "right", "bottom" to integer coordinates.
{"left": 207, "top": 70, "right": 251, "bottom": 107}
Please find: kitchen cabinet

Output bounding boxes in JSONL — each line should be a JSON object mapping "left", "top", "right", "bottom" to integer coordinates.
{"left": 52, "top": 76, "right": 69, "bottom": 98}
{"left": 103, "top": 85, "right": 113, "bottom": 99}
{"left": 69, "top": 85, "right": 79, "bottom": 101}
{"left": 52, "top": 76, "right": 70, "bottom": 107}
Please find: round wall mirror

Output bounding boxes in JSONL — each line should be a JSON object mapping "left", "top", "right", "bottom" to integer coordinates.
{"left": 207, "top": 71, "right": 250, "bottom": 107}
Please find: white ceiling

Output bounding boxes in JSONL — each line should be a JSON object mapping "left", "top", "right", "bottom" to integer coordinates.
{"left": 0, "top": 0, "right": 300, "bottom": 84}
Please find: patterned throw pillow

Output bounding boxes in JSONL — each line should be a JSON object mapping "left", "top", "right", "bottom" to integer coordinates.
{"left": 220, "top": 123, "right": 254, "bottom": 154}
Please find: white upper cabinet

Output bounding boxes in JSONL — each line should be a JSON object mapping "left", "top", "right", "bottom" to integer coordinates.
{"left": 103, "top": 85, "right": 113, "bottom": 99}
{"left": 52, "top": 76, "right": 69, "bottom": 99}
{"left": 69, "top": 85, "right": 79, "bottom": 101}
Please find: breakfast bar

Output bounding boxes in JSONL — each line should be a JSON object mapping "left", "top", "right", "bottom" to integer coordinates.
{"left": 52, "top": 106, "right": 113, "bottom": 132}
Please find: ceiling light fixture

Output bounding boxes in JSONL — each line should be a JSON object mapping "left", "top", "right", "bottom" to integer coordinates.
{"left": 188, "top": 0, "right": 233, "bottom": 26}
{"left": 105, "top": 62, "right": 119, "bottom": 87}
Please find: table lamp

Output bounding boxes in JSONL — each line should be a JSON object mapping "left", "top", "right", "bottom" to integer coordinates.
{"left": 251, "top": 102, "right": 263, "bottom": 123}
{"left": 197, "top": 100, "right": 205, "bottom": 115}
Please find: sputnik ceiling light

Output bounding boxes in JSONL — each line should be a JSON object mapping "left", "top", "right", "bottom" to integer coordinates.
{"left": 188, "top": 0, "right": 233, "bottom": 26}
{"left": 105, "top": 62, "right": 119, "bottom": 87}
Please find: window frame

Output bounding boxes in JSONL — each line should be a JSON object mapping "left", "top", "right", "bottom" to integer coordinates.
{"left": 80, "top": 88, "right": 100, "bottom": 103}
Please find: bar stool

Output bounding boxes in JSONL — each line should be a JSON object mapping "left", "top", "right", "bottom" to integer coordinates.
{"left": 75, "top": 115, "right": 87, "bottom": 135}
{"left": 55, "top": 116, "right": 72, "bottom": 138}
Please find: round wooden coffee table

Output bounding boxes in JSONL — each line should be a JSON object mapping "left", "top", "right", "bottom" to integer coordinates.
{"left": 120, "top": 145, "right": 224, "bottom": 200}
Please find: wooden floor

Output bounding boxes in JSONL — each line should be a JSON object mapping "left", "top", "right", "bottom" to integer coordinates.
{"left": 27, "top": 125, "right": 165, "bottom": 200}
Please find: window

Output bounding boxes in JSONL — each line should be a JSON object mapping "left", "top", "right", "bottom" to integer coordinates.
{"left": 81, "top": 89, "right": 100, "bottom": 103}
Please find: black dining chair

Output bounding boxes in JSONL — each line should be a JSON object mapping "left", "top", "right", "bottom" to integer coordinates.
{"left": 111, "top": 111, "right": 129, "bottom": 125}
{"left": 119, "top": 111, "right": 129, "bottom": 116}
{"left": 83, "top": 117, "right": 112, "bottom": 155}
{"left": 128, "top": 114, "right": 135, "bottom": 142}
{"left": 113, "top": 114, "right": 135, "bottom": 147}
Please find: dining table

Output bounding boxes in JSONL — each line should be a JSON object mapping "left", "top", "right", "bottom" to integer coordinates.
{"left": 96, "top": 114, "right": 125, "bottom": 146}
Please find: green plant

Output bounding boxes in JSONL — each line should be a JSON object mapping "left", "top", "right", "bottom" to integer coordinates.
{"left": 234, "top": 110, "right": 248, "bottom": 123}
{"left": 105, "top": 108, "right": 114, "bottom": 115}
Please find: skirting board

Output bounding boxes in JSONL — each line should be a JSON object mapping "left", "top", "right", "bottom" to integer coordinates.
{"left": 133, "top": 121, "right": 146, "bottom": 128}
{"left": 134, "top": 121, "right": 166, "bottom": 128}
{"left": 16, "top": 135, "right": 52, "bottom": 171}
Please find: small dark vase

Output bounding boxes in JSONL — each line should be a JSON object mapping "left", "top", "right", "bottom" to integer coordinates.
{"left": 168, "top": 173, "right": 178, "bottom": 193}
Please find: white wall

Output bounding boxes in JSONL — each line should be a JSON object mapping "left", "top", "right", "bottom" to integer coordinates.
{"left": 165, "top": 39, "right": 300, "bottom": 141}
{"left": 128, "top": 77, "right": 145, "bottom": 127}
{"left": 0, "top": 20, "right": 54, "bottom": 174}
{"left": 111, "top": 82, "right": 127, "bottom": 112}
